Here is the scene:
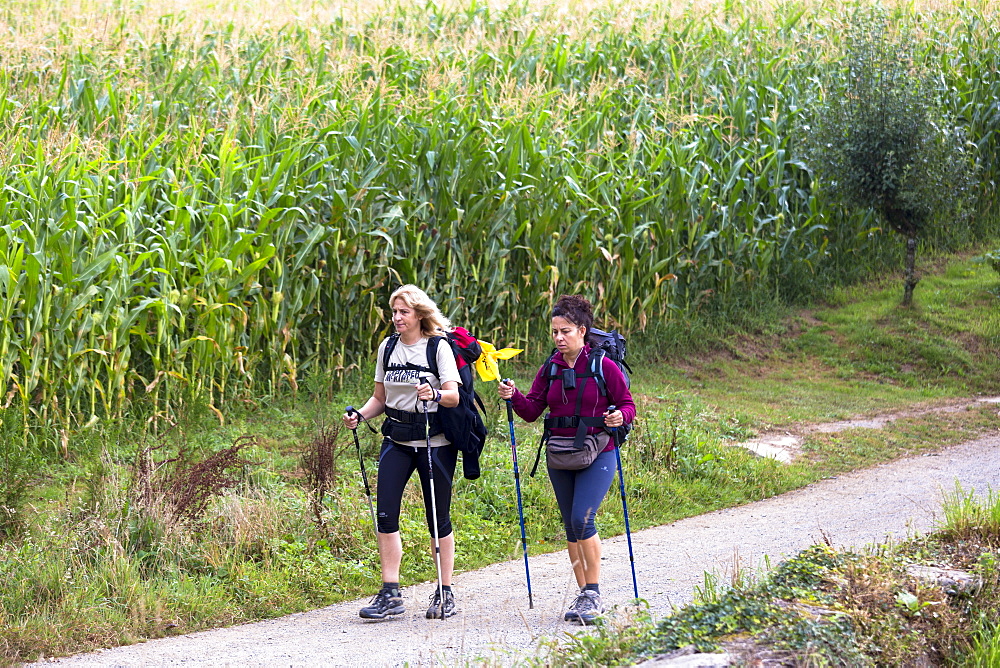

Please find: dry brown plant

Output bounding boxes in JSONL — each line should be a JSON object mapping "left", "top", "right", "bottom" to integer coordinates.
{"left": 837, "top": 555, "right": 969, "bottom": 665}
{"left": 135, "top": 434, "right": 259, "bottom": 525}
{"left": 301, "top": 423, "right": 347, "bottom": 538}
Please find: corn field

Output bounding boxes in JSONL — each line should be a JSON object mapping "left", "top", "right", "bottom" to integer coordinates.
{"left": 0, "top": 0, "right": 997, "bottom": 432}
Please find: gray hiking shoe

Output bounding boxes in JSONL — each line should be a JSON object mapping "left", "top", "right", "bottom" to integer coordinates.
{"left": 564, "top": 590, "right": 603, "bottom": 625}
{"left": 425, "top": 588, "right": 457, "bottom": 619}
{"left": 359, "top": 588, "right": 405, "bottom": 620}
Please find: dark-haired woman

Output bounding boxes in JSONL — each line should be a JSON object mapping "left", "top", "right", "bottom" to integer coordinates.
{"left": 343, "top": 285, "right": 461, "bottom": 621}
{"left": 497, "top": 294, "right": 635, "bottom": 625}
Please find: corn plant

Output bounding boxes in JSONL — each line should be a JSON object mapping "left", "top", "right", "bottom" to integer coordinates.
{"left": 0, "top": 0, "right": 996, "bottom": 441}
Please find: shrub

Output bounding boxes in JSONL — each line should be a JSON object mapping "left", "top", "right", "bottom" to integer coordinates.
{"left": 984, "top": 250, "right": 1000, "bottom": 278}
{"left": 808, "top": 8, "right": 978, "bottom": 306}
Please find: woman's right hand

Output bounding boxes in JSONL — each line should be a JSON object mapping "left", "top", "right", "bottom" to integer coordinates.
{"left": 343, "top": 410, "right": 360, "bottom": 430}
{"left": 497, "top": 379, "right": 515, "bottom": 400}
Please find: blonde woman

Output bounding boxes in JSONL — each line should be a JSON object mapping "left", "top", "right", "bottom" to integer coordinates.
{"left": 343, "top": 285, "right": 462, "bottom": 620}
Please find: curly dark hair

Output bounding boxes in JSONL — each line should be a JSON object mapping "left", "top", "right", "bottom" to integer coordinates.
{"left": 551, "top": 295, "right": 596, "bottom": 344}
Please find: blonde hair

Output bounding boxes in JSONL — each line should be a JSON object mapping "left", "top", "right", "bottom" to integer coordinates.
{"left": 389, "top": 285, "right": 452, "bottom": 338}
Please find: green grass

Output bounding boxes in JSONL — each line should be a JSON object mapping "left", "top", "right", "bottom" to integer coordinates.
{"left": 963, "top": 619, "right": 1000, "bottom": 667}
{"left": 643, "top": 251, "right": 1000, "bottom": 426}
{"left": 803, "top": 406, "right": 1000, "bottom": 475}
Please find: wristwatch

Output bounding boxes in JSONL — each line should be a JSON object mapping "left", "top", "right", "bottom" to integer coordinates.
{"left": 434, "top": 389, "right": 442, "bottom": 403}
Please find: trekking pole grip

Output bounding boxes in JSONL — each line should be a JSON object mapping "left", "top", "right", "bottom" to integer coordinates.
{"left": 606, "top": 405, "right": 620, "bottom": 444}
{"left": 502, "top": 379, "right": 514, "bottom": 422}
{"left": 346, "top": 405, "right": 358, "bottom": 430}
{"left": 419, "top": 376, "right": 430, "bottom": 407}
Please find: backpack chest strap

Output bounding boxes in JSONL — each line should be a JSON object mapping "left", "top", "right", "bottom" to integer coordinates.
{"left": 382, "top": 333, "right": 442, "bottom": 378}
{"left": 543, "top": 415, "right": 606, "bottom": 430}
{"left": 546, "top": 349, "right": 607, "bottom": 396}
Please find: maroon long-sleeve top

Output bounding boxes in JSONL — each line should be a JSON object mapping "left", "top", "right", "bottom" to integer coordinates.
{"left": 509, "top": 344, "right": 636, "bottom": 449}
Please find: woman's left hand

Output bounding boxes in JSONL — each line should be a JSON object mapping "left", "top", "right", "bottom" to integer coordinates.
{"left": 604, "top": 409, "right": 624, "bottom": 428}
{"left": 415, "top": 381, "right": 437, "bottom": 403}
{"left": 497, "top": 379, "right": 515, "bottom": 400}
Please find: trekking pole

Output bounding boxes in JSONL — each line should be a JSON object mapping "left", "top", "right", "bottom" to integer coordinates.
{"left": 607, "top": 405, "right": 639, "bottom": 601}
{"left": 503, "top": 379, "right": 534, "bottom": 609}
{"left": 420, "top": 377, "right": 446, "bottom": 619}
{"left": 346, "top": 406, "right": 378, "bottom": 535}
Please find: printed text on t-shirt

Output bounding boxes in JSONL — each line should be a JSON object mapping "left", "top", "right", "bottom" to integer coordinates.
{"left": 385, "top": 369, "right": 422, "bottom": 384}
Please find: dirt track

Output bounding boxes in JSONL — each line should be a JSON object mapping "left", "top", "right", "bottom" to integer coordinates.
{"left": 33, "top": 433, "right": 1000, "bottom": 667}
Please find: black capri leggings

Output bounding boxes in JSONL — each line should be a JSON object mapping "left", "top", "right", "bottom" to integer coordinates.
{"left": 375, "top": 437, "right": 457, "bottom": 538}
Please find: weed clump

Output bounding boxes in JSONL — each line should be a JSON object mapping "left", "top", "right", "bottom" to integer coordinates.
{"left": 300, "top": 422, "right": 358, "bottom": 552}
{"left": 135, "top": 434, "right": 260, "bottom": 524}
{"left": 560, "top": 540, "right": 990, "bottom": 666}
{"left": 637, "top": 545, "right": 871, "bottom": 665}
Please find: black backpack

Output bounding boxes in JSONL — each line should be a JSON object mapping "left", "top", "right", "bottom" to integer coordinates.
{"left": 552, "top": 328, "right": 631, "bottom": 394}
{"left": 382, "top": 329, "right": 488, "bottom": 480}
{"left": 529, "top": 328, "right": 632, "bottom": 475}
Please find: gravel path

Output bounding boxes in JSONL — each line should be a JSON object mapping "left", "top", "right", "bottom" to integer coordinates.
{"left": 34, "top": 433, "right": 1000, "bottom": 667}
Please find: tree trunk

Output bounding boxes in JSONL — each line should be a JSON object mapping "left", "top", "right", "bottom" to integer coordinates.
{"left": 902, "top": 235, "right": 918, "bottom": 307}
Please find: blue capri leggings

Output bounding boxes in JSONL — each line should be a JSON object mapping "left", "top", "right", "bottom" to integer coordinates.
{"left": 547, "top": 449, "right": 617, "bottom": 542}
{"left": 375, "top": 437, "right": 456, "bottom": 538}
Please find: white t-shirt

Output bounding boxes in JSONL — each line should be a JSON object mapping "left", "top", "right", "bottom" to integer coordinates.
{"left": 375, "top": 335, "right": 462, "bottom": 447}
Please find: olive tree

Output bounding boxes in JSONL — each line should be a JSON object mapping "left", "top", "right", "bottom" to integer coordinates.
{"left": 809, "top": 10, "right": 977, "bottom": 306}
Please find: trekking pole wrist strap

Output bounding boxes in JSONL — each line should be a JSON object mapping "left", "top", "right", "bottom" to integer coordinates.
{"left": 356, "top": 412, "right": 378, "bottom": 433}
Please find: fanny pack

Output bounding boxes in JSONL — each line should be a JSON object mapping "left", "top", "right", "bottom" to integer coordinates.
{"left": 545, "top": 432, "right": 611, "bottom": 471}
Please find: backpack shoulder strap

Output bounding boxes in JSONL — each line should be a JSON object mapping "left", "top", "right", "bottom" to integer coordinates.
{"left": 425, "top": 335, "right": 442, "bottom": 379}
{"left": 543, "top": 350, "right": 559, "bottom": 390}
{"left": 382, "top": 333, "right": 401, "bottom": 370}
{"left": 589, "top": 348, "right": 608, "bottom": 396}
